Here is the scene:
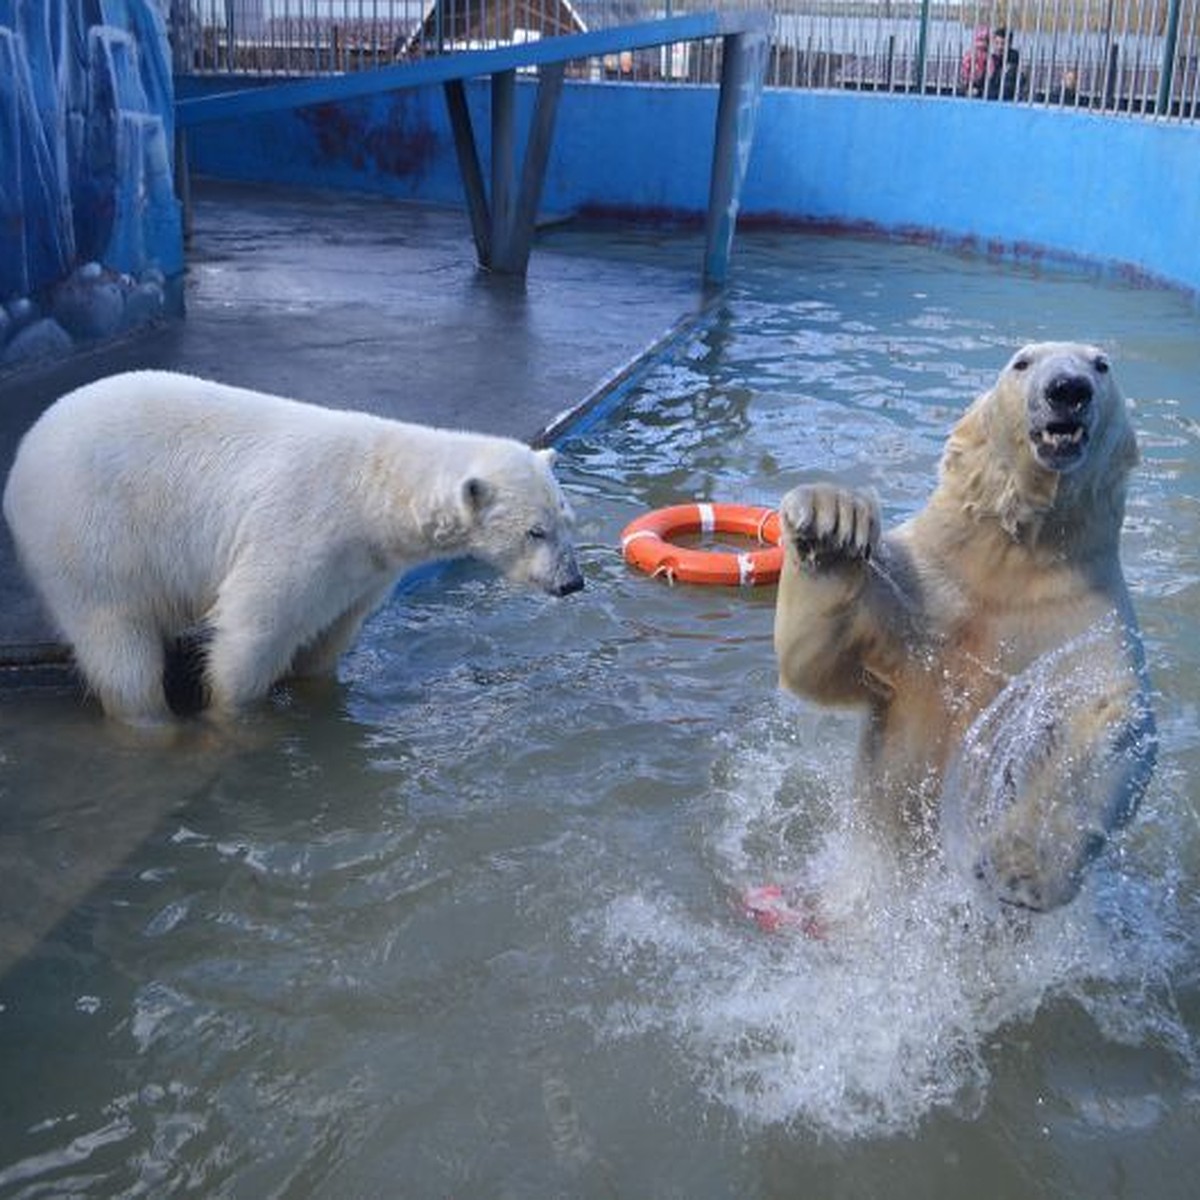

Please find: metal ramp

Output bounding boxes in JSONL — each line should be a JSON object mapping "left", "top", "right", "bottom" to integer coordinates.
{"left": 175, "top": 13, "right": 770, "bottom": 285}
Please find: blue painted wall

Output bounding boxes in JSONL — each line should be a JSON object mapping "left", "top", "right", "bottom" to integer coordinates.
{"left": 182, "top": 76, "right": 1200, "bottom": 302}
{"left": 743, "top": 91, "right": 1200, "bottom": 297}
{"left": 0, "top": 0, "right": 183, "bottom": 368}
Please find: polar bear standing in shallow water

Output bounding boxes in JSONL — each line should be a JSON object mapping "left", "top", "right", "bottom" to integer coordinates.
{"left": 3, "top": 370, "right": 583, "bottom": 724}
{"left": 773, "top": 342, "right": 1156, "bottom": 911}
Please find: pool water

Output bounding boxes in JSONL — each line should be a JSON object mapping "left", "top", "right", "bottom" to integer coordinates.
{"left": 1, "top": 230, "right": 1199, "bottom": 1197}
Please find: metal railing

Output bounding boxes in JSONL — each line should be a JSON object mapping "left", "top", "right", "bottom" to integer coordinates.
{"left": 775, "top": 0, "right": 1200, "bottom": 117}
{"left": 168, "top": 2, "right": 756, "bottom": 74}
{"left": 168, "top": 1, "right": 1200, "bottom": 120}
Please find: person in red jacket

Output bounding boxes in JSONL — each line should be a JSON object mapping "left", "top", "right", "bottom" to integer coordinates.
{"left": 959, "top": 26, "right": 990, "bottom": 96}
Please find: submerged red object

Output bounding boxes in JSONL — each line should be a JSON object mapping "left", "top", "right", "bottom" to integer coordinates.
{"left": 740, "top": 884, "right": 827, "bottom": 938}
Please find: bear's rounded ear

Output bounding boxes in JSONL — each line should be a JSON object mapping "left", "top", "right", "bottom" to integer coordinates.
{"left": 537, "top": 447, "right": 558, "bottom": 468}
{"left": 463, "top": 476, "right": 493, "bottom": 515}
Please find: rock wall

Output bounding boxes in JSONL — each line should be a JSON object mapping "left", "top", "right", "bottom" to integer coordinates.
{"left": 0, "top": 0, "right": 183, "bottom": 368}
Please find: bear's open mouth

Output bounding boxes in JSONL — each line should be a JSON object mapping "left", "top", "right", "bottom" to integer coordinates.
{"left": 1030, "top": 419, "right": 1088, "bottom": 469}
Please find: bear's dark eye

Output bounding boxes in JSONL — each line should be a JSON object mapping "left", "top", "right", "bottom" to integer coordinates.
{"left": 1012, "top": 354, "right": 1032, "bottom": 372}
{"left": 1093, "top": 355, "right": 1110, "bottom": 374}
{"left": 527, "top": 525, "right": 547, "bottom": 541}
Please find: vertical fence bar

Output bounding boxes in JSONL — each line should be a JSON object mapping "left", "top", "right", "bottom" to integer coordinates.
{"left": 915, "top": 0, "right": 931, "bottom": 91}
{"left": 1159, "top": 0, "right": 1184, "bottom": 115}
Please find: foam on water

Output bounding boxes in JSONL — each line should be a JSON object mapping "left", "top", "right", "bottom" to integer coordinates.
{"left": 590, "top": 696, "right": 1199, "bottom": 1140}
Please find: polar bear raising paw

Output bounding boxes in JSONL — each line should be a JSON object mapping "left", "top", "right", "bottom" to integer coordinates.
{"left": 773, "top": 342, "right": 1156, "bottom": 911}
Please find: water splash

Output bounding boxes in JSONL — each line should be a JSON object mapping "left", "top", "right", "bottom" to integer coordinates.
{"left": 941, "top": 618, "right": 1158, "bottom": 910}
{"left": 590, "top": 698, "right": 1198, "bottom": 1140}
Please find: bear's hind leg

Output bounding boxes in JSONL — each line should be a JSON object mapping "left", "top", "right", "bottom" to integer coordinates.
{"left": 67, "top": 612, "right": 172, "bottom": 723}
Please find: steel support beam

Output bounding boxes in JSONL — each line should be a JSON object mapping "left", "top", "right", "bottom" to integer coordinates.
{"left": 490, "top": 69, "right": 517, "bottom": 268}
{"left": 444, "top": 63, "right": 566, "bottom": 275}
{"left": 703, "top": 27, "right": 768, "bottom": 288}
{"left": 177, "top": 13, "right": 771, "bottom": 283}
{"left": 503, "top": 62, "right": 565, "bottom": 274}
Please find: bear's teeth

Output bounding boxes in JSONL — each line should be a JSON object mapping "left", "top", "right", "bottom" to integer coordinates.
{"left": 1039, "top": 426, "right": 1085, "bottom": 447}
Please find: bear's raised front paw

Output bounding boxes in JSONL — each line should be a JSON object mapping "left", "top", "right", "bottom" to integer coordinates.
{"left": 779, "top": 484, "right": 880, "bottom": 568}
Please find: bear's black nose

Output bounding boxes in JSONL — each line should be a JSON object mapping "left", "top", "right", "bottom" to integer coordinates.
{"left": 1044, "top": 372, "right": 1093, "bottom": 413}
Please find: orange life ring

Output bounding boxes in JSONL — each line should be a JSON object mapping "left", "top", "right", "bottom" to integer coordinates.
{"left": 620, "top": 503, "right": 783, "bottom": 586}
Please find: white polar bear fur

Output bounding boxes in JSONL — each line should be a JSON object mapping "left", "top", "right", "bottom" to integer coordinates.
{"left": 773, "top": 342, "right": 1156, "bottom": 911}
{"left": 3, "top": 370, "right": 582, "bottom": 723}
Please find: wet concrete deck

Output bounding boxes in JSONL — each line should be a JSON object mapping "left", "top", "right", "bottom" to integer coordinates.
{"left": 0, "top": 178, "right": 704, "bottom": 665}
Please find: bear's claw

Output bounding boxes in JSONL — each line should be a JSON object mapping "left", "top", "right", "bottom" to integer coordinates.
{"left": 779, "top": 483, "right": 880, "bottom": 568}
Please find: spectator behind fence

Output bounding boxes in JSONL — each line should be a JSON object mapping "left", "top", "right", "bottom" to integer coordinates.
{"left": 985, "top": 26, "right": 1022, "bottom": 100}
{"left": 1054, "top": 68, "right": 1080, "bottom": 106}
{"left": 959, "top": 26, "right": 990, "bottom": 97}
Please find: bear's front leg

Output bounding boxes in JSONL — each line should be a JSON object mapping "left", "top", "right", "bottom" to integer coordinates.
{"left": 200, "top": 568, "right": 330, "bottom": 717}
{"left": 970, "top": 675, "right": 1157, "bottom": 912}
{"left": 774, "top": 483, "right": 888, "bottom": 706}
{"left": 289, "top": 586, "right": 392, "bottom": 679}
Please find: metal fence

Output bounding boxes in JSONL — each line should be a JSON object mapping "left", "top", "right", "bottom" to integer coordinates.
{"left": 169, "top": 1, "right": 1200, "bottom": 120}
{"left": 778, "top": 0, "right": 1200, "bottom": 116}
{"left": 167, "top": 2, "right": 747, "bottom": 74}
